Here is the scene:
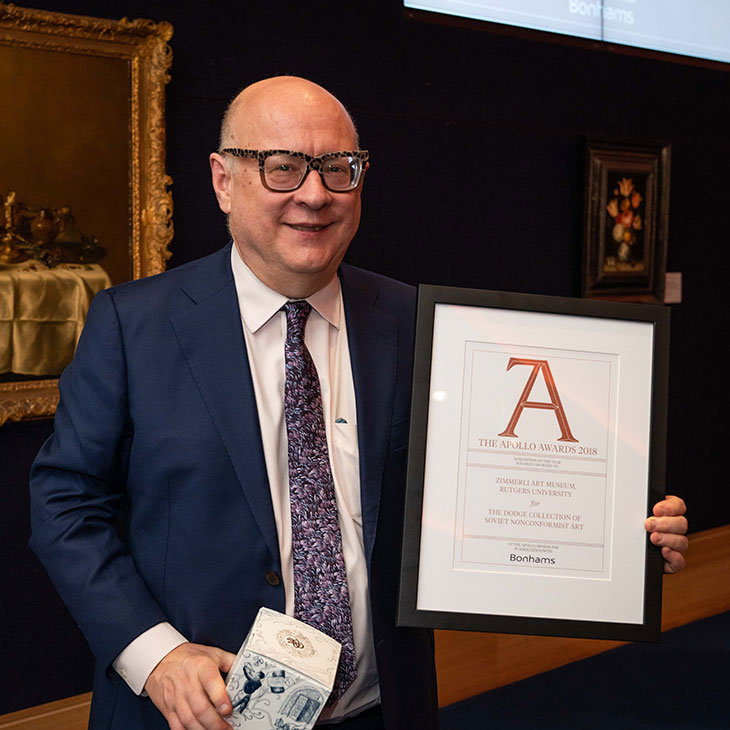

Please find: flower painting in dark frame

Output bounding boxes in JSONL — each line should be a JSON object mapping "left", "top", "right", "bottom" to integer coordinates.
{"left": 582, "top": 137, "right": 670, "bottom": 302}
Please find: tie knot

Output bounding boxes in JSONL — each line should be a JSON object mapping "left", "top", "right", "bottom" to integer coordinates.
{"left": 283, "top": 300, "right": 311, "bottom": 342}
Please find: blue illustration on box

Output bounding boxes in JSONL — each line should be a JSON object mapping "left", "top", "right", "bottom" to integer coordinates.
{"left": 226, "top": 652, "right": 325, "bottom": 729}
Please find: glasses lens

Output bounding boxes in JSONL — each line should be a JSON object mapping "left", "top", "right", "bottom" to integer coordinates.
{"left": 321, "top": 155, "right": 361, "bottom": 191}
{"left": 263, "top": 154, "right": 306, "bottom": 191}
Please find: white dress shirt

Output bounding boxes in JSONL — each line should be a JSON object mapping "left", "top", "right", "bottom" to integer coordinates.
{"left": 114, "top": 246, "right": 379, "bottom": 722}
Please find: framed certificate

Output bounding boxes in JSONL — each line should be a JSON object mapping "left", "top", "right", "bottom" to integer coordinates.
{"left": 398, "top": 285, "right": 669, "bottom": 642}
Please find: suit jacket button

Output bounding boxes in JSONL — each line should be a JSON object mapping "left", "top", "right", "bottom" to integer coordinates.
{"left": 265, "top": 571, "right": 281, "bottom": 586}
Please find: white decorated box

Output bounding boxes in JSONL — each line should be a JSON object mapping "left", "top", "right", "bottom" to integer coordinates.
{"left": 225, "top": 607, "right": 341, "bottom": 729}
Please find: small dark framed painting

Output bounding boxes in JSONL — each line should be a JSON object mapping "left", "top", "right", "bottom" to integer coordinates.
{"left": 582, "top": 137, "right": 671, "bottom": 302}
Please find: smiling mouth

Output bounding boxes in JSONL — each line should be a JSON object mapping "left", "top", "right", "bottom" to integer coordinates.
{"left": 286, "top": 223, "right": 331, "bottom": 232}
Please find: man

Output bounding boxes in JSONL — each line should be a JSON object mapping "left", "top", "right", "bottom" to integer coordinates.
{"left": 30, "top": 77, "right": 688, "bottom": 730}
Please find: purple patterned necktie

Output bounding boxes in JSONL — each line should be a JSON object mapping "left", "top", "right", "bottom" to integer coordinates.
{"left": 283, "top": 300, "right": 357, "bottom": 701}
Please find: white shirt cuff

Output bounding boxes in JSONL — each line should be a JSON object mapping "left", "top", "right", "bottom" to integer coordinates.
{"left": 112, "top": 622, "right": 188, "bottom": 695}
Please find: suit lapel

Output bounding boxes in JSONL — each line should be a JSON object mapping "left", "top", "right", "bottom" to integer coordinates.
{"left": 340, "top": 266, "right": 399, "bottom": 569}
{"left": 167, "top": 250, "right": 400, "bottom": 572}
{"left": 170, "top": 246, "right": 280, "bottom": 564}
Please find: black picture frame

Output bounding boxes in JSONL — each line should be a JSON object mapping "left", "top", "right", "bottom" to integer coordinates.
{"left": 398, "top": 284, "right": 669, "bottom": 642}
{"left": 582, "top": 136, "right": 671, "bottom": 303}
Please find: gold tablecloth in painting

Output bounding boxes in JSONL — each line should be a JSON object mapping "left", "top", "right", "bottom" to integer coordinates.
{"left": 0, "top": 262, "right": 112, "bottom": 376}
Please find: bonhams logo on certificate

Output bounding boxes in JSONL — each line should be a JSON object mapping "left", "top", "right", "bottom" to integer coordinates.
{"left": 454, "top": 342, "right": 618, "bottom": 579}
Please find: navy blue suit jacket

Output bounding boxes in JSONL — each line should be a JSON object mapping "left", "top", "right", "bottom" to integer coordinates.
{"left": 29, "top": 244, "right": 438, "bottom": 730}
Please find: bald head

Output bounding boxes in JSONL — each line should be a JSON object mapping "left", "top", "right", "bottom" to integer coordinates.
{"left": 209, "top": 76, "right": 366, "bottom": 298}
{"left": 219, "top": 76, "right": 358, "bottom": 152}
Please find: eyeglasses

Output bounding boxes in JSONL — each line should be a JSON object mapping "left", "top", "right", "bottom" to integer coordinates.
{"left": 220, "top": 148, "right": 369, "bottom": 193}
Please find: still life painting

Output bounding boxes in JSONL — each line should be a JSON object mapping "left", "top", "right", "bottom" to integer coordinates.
{"left": 582, "top": 137, "right": 670, "bottom": 302}
{"left": 0, "top": 3, "right": 173, "bottom": 424}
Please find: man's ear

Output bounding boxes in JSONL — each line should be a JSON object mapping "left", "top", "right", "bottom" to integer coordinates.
{"left": 209, "top": 153, "right": 232, "bottom": 214}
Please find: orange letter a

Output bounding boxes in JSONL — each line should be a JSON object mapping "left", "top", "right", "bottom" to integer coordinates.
{"left": 498, "top": 358, "right": 578, "bottom": 442}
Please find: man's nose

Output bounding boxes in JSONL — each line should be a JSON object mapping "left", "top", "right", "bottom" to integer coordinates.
{"left": 293, "top": 169, "right": 332, "bottom": 208}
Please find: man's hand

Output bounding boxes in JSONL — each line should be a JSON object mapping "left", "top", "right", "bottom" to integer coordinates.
{"left": 645, "top": 495, "right": 688, "bottom": 574}
{"left": 145, "top": 642, "right": 236, "bottom": 730}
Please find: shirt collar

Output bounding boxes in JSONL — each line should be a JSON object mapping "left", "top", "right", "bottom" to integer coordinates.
{"left": 230, "top": 244, "right": 341, "bottom": 333}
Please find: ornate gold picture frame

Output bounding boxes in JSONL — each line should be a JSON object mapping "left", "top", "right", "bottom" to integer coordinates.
{"left": 0, "top": 4, "right": 173, "bottom": 425}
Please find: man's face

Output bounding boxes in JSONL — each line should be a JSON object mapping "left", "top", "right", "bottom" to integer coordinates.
{"left": 210, "top": 80, "right": 364, "bottom": 298}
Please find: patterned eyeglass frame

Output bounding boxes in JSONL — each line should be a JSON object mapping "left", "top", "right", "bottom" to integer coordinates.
{"left": 220, "top": 148, "right": 369, "bottom": 192}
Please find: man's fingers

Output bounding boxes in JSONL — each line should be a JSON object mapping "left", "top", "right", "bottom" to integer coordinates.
{"left": 645, "top": 495, "right": 689, "bottom": 575}
{"left": 650, "top": 529, "right": 689, "bottom": 553}
{"left": 217, "top": 649, "right": 236, "bottom": 676}
{"left": 181, "top": 690, "right": 227, "bottom": 730}
{"left": 166, "top": 711, "right": 185, "bottom": 730}
{"left": 163, "top": 685, "right": 229, "bottom": 730}
{"left": 168, "top": 705, "right": 205, "bottom": 730}
{"left": 645, "top": 515, "right": 688, "bottom": 535}
{"left": 145, "top": 643, "right": 232, "bottom": 729}
{"left": 653, "top": 495, "right": 687, "bottom": 517}
{"left": 199, "top": 654, "right": 233, "bottom": 717}
{"left": 661, "top": 546, "right": 686, "bottom": 574}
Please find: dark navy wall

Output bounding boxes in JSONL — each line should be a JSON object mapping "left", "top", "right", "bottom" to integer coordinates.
{"left": 2, "top": 0, "right": 728, "bottom": 715}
